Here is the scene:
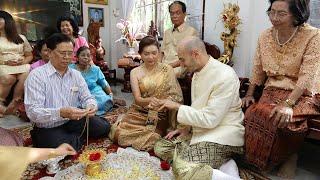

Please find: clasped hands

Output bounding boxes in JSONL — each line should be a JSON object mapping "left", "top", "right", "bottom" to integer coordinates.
{"left": 5, "top": 58, "right": 24, "bottom": 66}
{"left": 147, "top": 97, "right": 181, "bottom": 111}
{"left": 60, "top": 105, "right": 97, "bottom": 120}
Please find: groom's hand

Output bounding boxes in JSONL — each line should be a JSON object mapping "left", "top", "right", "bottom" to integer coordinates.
{"left": 158, "top": 99, "right": 181, "bottom": 111}
{"left": 165, "top": 128, "right": 189, "bottom": 140}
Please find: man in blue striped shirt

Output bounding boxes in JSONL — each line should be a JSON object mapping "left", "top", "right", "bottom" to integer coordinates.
{"left": 24, "top": 33, "right": 110, "bottom": 151}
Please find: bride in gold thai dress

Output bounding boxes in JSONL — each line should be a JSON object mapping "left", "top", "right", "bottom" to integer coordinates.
{"left": 110, "top": 36, "right": 183, "bottom": 151}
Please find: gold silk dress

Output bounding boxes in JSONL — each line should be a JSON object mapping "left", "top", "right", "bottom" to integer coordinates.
{"left": 110, "top": 63, "right": 183, "bottom": 151}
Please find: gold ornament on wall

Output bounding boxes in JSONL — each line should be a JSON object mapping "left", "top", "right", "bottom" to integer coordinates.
{"left": 218, "top": 3, "right": 241, "bottom": 65}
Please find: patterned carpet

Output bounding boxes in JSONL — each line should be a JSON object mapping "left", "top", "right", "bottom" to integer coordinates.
{"left": 12, "top": 106, "right": 269, "bottom": 180}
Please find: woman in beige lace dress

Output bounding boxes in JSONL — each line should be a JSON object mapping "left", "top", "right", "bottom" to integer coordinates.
{"left": 242, "top": 0, "right": 320, "bottom": 178}
{"left": 110, "top": 36, "right": 183, "bottom": 151}
{"left": 0, "top": 11, "right": 33, "bottom": 117}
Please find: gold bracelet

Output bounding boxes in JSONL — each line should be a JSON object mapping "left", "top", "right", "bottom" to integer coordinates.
{"left": 48, "top": 149, "right": 57, "bottom": 159}
{"left": 284, "top": 98, "right": 295, "bottom": 108}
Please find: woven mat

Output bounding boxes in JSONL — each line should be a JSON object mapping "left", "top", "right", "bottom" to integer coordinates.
{"left": 12, "top": 106, "right": 268, "bottom": 180}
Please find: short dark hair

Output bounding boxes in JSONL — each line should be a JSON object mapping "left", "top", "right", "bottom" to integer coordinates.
{"left": 56, "top": 16, "right": 79, "bottom": 37}
{"left": 0, "top": 10, "right": 23, "bottom": 44}
{"left": 169, "top": 1, "right": 186, "bottom": 13}
{"left": 138, "top": 36, "right": 159, "bottom": 54}
{"left": 46, "top": 33, "right": 73, "bottom": 50}
{"left": 76, "top": 46, "right": 90, "bottom": 57}
{"left": 267, "top": 0, "right": 310, "bottom": 26}
{"left": 34, "top": 39, "right": 46, "bottom": 60}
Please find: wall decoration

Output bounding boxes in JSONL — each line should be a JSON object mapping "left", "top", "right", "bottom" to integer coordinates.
{"left": 88, "top": 7, "right": 104, "bottom": 27}
{"left": 85, "top": 0, "right": 108, "bottom": 5}
{"left": 218, "top": 3, "right": 241, "bottom": 65}
{"left": 62, "top": 0, "right": 84, "bottom": 27}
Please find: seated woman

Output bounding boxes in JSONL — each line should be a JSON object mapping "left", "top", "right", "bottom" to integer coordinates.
{"left": 30, "top": 39, "right": 49, "bottom": 71}
{"left": 0, "top": 11, "right": 33, "bottom": 117}
{"left": 110, "top": 36, "right": 183, "bottom": 151}
{"left": 69, "top": 46, "right": 113, "bottom": 116}
{"left": 57, "top": 16, "right": 88, "bottom": 62}
{"left": 242, "top": 0, "right": 320, "bottom": 178}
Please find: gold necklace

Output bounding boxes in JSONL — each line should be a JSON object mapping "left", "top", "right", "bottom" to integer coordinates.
{"left": 275, "top": 44, "right": 288, "bottom": 66}
{"left": 276, "top": 27, "right": 298, "bottom": 47}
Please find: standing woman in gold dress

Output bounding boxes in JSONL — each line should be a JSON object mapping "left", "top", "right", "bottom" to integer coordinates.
{"left": 0, "top": 11, "right": 33, "bottom": 117}
{"left": 110, "top": 36, "right": 183, "bottom": 151}
{"left": 242, "top": 0, "right": 320, "bottom": 178}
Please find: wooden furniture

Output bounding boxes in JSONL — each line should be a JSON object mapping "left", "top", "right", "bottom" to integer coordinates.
{"left": 87, "top": 22, "right": 117, "bottom": 85}
{"left": 204, "top": 42, "right": 221, "bottom": 59}
{"left": 117, "top": 54, "right": 141, "bottom": 93}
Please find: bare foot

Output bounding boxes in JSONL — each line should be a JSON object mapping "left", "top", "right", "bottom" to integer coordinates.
{"left": 277, "top": 153, "right": 298, "bottom": 179}
{"left": 5, "top": 99, "right": 20, "bottom": 115}
{"left": 0, "top": 103, "right": 6, "bottom": 118}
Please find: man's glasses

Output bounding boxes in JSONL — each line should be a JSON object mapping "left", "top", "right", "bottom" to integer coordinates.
{"left": 56, "top": 50, "right": 73, "bottom": 57}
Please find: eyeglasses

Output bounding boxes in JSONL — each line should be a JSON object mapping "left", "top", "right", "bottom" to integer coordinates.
{"left": 55, "top": 50, "right": 73, "bottom": 57}
{"left": 267, "top": 10, "right": 290, "bottom": 19}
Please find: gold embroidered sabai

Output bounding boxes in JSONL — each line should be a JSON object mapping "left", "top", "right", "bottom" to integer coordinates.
{"left": 110, "top": 63, "right": 183, "bottom": 151}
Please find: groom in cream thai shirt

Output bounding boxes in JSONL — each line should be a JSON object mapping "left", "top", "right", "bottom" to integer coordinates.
{"left": 154, "top": 37, "right": 244, "bottom": 171}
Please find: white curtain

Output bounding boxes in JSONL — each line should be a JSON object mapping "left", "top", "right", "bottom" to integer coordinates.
{"left": 309, "top": 0, "right": 320, "bottom": 28}
{"left": 122, "top": 0, "right": 136, "bottom": 20}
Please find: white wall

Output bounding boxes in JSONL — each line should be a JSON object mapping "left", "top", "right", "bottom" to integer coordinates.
{"left": 204, "top": 0, "right": 271, "bottom": 77}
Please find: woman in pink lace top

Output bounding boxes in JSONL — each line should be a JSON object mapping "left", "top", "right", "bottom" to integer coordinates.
{"left": 57, "top": 17, "right": 88, "bottom": 62}
{"left": 242, "top": 0, "right": 320, "bottom": 178}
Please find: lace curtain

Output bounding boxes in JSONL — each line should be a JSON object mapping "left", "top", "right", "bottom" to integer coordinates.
{"left": 122, "top": 0, "right": 136, "bottom": 20}
{"left": 309, "top": 0, "right": 320, "bottom": 28}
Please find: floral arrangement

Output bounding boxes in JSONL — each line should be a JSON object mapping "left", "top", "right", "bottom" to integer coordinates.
{"left": 116, "top": 19, "right": 146, "bottom": 48}
{"left": 79, "top": 149, "right": 106, "bottom": 177}
{"left": 218, "top": 3, "right": 241, "bottom": 65}
{"left": 79, "top": 149, "right": 106, "bottom": 164}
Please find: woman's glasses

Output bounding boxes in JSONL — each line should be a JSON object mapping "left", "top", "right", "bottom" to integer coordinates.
{"left": 267, "top": 10, "right": 290, "bottom": 19}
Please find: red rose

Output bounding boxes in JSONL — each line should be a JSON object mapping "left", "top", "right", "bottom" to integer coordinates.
{"left": 160, "top": 161, "right": 170, "bottom": 170}
{"left": 89, "top": 152, "right": 101, "bottom": 161}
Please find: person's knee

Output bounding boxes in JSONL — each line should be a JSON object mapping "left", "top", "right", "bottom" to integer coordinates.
{"left": 17, "top": 72, "right": 29, "bottom": 81}
{"left": 0, "top": 75, "right": 17, "bottom": 86}
{"left": 90, "top": 116, "right": 110, "bottom": 137}
{"left": 99, "top": 120, "right": 110, "bottom": 136}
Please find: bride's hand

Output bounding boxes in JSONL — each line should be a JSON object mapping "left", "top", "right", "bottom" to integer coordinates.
{"left": 148, "top": 97, "right": 161, "bottom": 109}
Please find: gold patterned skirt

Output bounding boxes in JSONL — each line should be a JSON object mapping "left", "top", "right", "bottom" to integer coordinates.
{"left": 109, "top": 104, "right": 169, "bottom": 151}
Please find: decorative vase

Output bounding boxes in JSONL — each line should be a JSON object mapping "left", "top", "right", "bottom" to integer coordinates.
{"left": 127, "top": 46, "right": 135, "bottom": 55}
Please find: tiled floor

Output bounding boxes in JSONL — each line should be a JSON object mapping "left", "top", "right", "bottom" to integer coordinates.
{"left": 0, "top": 83, "right": 319, "bottom": 179}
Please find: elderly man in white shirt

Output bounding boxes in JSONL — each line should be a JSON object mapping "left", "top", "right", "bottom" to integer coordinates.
{"left": 161, "top": 1, "right": 198, "bottom": 77}
{"left": 25, "top": 33, "right": 110, "bottom": 151}
{"left": 154, "top": 37, "right": 244, "bottom": 179}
